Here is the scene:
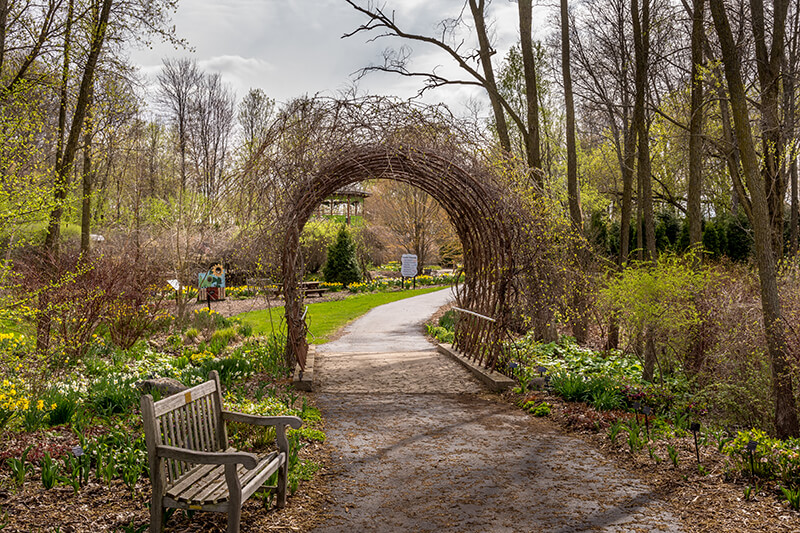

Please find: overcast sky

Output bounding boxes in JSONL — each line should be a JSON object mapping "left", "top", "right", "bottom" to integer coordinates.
{"left": 129, "top": 0, "right": 544, "bottom": 119}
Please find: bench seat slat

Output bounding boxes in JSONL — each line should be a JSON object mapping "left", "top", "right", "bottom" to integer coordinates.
{"left": 166, "top": 446, "right": 236, "bottom": 496}
{"left": 167, "top": 451, "right": 280, "bottom": 505}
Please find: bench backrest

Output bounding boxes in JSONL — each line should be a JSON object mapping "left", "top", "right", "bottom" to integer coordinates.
{"left": 141, "top": 371, "right": 228, "bottom": 485}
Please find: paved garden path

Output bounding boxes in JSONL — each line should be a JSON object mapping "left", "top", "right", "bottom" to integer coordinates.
{"left": 310, "top": 289, "right": 684, "bottom": 532}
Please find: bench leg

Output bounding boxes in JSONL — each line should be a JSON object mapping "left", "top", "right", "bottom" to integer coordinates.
{"left": 227, "top": 506, "right": 242, "bottom": 533}
{"left": 225, "top": 464, "right": 243, "bottom": 533}
{"left": 277, "top": 457, "right": 288, "bottom": 508}
{"left": 149, "top": 500, "right": 163, "bottom": 533}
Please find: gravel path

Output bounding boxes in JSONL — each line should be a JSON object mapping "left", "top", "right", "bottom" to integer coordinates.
{"left": 311, "top": 290, "right": 684, "bottom": 532}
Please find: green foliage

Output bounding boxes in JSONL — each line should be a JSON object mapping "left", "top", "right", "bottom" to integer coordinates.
{"left": 781, "top": 486, "right": 800, "bottom": 510}
{"left": 549, "top": 371, "right": 590, "bottom": 402}
{"left": 511, "top": 336, "right": 642, "bottom": 381}
{"left": 322, "top": 225, "right": 362, "bottom": 285}
{"left": 209, "top": 326, "right": 238, "bottom": 355}
{"left": 301, "top": 219, "right": 342, "bottom": 273}
{"left": 40, "top": 452, "right": 59, "bottom": 489}
{"left": 426, "top": 324, "right": 454, "bottom": 344}
{"left": 667, "top": 444, "right": 679, "bottom": 467}
{"left": 6, "top": 446, "right": 33, "bottom": 487}
{"left": 89, "top": 376, "right": 140, "bottom": 416}
{"left": 723, "top": 429, "right": 800, "bottom": 487}
{"left": 45, "top": 388, "right": 79, "bottom": 427}
{"left": 603, "top": 252, "right": 713, "bottom": 336}
{"left": 522, "top": 400, "right": 551, "bottom": 416}
{"left": 438, "top": 309, "right": 457, "bottom": 330}
{"left": 625, "top": 420, "right": 644, "bottom": 453}
{"left": 602, "top": 252, "right": 716, "bottom": 377}
{"left": 184, "top": 327, "right": 199, "bottom": 342}
{"left": 438, "top": 241, "right": 462, "bottom": 268}
{"left": 607, "top": 420, "right": 624, "bottom": 444}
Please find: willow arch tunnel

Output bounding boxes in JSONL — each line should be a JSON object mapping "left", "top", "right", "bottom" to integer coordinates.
{"left": 279, "top": 144, "right": 518, "bottom": 371}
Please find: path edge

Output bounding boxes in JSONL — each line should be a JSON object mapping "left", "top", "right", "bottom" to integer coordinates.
{"left": 436, "top": 343, "right": 515, "bottom": 392}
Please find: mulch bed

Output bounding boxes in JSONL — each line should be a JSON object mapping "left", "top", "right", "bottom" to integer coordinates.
{"left": 509, "top": 389, "right": 800, "bottom": 532}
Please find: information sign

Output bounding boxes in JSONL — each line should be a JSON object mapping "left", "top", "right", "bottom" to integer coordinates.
{"left": 400, "top": 254, "right": 418, "bottom": 277}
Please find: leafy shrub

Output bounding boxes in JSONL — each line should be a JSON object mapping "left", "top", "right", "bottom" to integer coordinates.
{"left": 549, "top": 371, "right": 590, "bottom": 402}
{"left": 601, "top": 252, "right": 717, "bottom": 378}
{"left": 723, "top": 429, "right": 800, "bottom": 487}
{"left": 426, "top": 324, "right": 454, "bottom": 344}
{"left": 522, "top": 400, "right": 551, "bottom": 416}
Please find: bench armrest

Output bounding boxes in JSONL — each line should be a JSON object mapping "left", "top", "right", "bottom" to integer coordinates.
{"left": 156, "top": 445, "right": 258, "bottom": 470}
{"left": 221, "top": 411, "right": 303, "bottom": 429}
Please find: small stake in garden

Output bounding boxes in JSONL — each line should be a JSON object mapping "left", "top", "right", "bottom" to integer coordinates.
{"left": 746, "top": 439, "right": 758, "bottom": 481}
{"left": 633, "top": 401, "right": 641, "bottom": 426}
{"left": 690, "top": 422, "right": 701, "bottom": 464}
{"left": 641, "top": 405, "right": 651, "bottom": 441}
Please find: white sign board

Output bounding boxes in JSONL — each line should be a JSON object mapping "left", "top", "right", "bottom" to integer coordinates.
{"left": 400, "top": 254, "right": 418, "bottom": 277}
{"left": 167, "top": 279, "right": 181, "bottom": 291}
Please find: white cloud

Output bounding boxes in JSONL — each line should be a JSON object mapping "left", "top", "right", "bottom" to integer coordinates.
{"left": 129, "top": 1, "right": 554, "bottom": 117}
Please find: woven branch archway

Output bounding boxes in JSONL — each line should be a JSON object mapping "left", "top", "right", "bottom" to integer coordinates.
{"left": 260, "top": 97, "right": 535, "bottom": 370}
{"left": 281, "top": 143, "right": 518, "bottom": 370}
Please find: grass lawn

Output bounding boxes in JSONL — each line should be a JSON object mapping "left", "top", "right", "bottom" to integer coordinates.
{"left": 237, "top": 287, "right": 447, "bottom": 343}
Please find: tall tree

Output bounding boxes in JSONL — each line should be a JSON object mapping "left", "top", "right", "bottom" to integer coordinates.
{"left": 631, "top": 0, "right": 656, "bottom": 262}
{"left": 561, "top": 0, "right": 581, "bottom": 230}
{"left": 345, "top": 1, "right": 541, "bottom": 173}
{"left": 157, "top": 57, "right": 200, "bottom": 193}
{"left": 518, "top": 0, "right": 542, "bottom": 182}
{"left": 687, "top": 0, "right": 705, "bottom": 249}
{"left": 708, "top": 0, "right": 799, "bottom": 438}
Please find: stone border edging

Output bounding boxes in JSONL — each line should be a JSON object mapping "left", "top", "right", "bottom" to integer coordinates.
{"left": 292, "top": 345, "right": 316, "bottom": 391}
{"left": 436, "top": 343, "right": 516, "bottom": 392}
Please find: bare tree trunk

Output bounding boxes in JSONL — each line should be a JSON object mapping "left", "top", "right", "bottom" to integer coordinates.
{"left": 687, "top": 0, "right": 705, "bottom": 248}
{"left": 43, "top": 0, "right": 75, "bottom": 258}
{"left": 562, "top": 0, "right": 581, "bottom": 230}
{"left": 619, "top": 97, "right": 637, "bottom": 263}
{"left": 519, "top": 0, "right": 542, "bottom": 184}
{"left": 631, "top": 0, "right": 657, "bottom": 262}
{"left": 80, "top": 84, "right": 95, "bottom": 254}
{"left": 750, "top": 0, "right": 789, "bottom": 259}
{"left": 0, "top": 0, "right": 9, "bottom": 72}
{"left": 560, "top": 0, "right": 586, "bottom": 343}
{"left": 792, "top": 157, "right": 798, "bottom": 256}
{"left": 469, "top": 0, "right": 512, "bottom": 155}
{"left": 709, "top": 0, "right": 799, "bottom": 438}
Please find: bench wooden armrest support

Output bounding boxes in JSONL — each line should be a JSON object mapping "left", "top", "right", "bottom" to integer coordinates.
{"left": 156, "top": 445, "right": 258, "bottom": 470}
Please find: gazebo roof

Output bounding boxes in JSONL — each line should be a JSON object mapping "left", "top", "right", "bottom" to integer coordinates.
{"left": 330, "top": 182, "right": 370, "bottom": 198}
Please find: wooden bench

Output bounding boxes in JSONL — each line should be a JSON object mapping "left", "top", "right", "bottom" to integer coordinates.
{"left": 141, "top": 371, "right": 303, "bottom": 533}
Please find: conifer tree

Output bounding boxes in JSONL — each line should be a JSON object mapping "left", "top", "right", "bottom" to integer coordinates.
{"left": 323, "top": 225, "right": 362, "bottom": 285}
